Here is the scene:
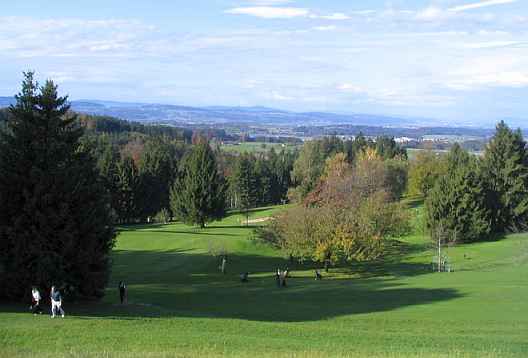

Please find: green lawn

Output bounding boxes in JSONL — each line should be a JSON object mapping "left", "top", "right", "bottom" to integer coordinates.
{"left": 220, "top": 142, "right": 300, "bottom": 154}
{"left": 1, "top": 205, "right": 528, "bottom": 357}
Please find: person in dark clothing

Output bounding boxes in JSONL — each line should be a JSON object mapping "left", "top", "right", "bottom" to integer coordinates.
{"left": 220, "top": 256, "right": 227, "bottom": 275}
{"left": 50, "top": 286, "right": 65, "bottom": 318}
{"left": 275, "top": 269, "right": 281, "bottom": 287}
{"left": 118, "top": 281, "right": 127, "bottom": 304}
{"left": 315, "top": 270, "right": 323, "bottom": 280}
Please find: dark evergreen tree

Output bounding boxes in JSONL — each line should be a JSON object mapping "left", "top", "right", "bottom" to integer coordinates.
{"left": 96, "top": 139, "right": 120, "bottom": 218}
{"left": 272, "top": 148, "right": 296, "bottom": 204}
{"left": 375, "top": 136, "right": 407, "bottom": 160}
{"left": 115, "top": 156, "right": 141, "bottom": 223}
{"left": 170, "top": 142, "right": 226, "bottom": 228}
{"left": 254, "top": 155, "right": 272, "bottom": 206}
{"left": 138, "top": 138, "right": 177, "bottom": 220}
{"left": 0, "top": 73, "right": 115, "bottom": 300}
{"left": 0, "top": 108, "right": 8, "bottom": 132}
{"left": 481, "top": 121, "right": 528, "bottom": 233}
{"left": 234, "top": 154, "right": 258, "bottom": 224}
{"left": 425, "top": 144, "right": 491, "bottom": 243}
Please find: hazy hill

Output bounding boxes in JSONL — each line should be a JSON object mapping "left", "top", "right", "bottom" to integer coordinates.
{"left": 0, "top": 97, "right": 429, "bottom": 127}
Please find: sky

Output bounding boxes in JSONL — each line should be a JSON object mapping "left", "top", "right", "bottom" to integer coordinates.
{"left": 1, "top": 0, "right": 528, "bottom": 125}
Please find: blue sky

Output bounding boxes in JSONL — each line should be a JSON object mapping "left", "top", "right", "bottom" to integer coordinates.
{"left": 1, "top": 0, "right": 527, "bottom": 125}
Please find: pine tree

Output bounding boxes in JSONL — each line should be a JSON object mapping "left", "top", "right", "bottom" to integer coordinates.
{"left": 170, "top": 142, "right": 226, "bottom": 228}
{"left": 115, "top": 156, "right": 141, "bottom": 223}
{"left": 481, "top": 121, "right": 528, "bottom": 232}
{"left": 234, "top": 154, "right": 258, "bottom": 225}
{"left": 254, "top": 155, "right": 272, "bottom": 206}
{"left": 138, "top": 138, "right": 176, "bottom": 219}
{"left": 0, "top": 73, "right": 115, "bottom": 300}
{"left": 425, "top": 144, "right": 491, "bottom": 243}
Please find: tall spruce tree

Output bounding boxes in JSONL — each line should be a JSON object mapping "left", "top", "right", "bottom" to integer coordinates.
{"left": 115, "top": 156, "right": 141, "bottom": 223}
{"left": 170, "top": 142, "right": 226, "bottom": 228}
{"left": 425, "top": 144, "right": 491, "bottom": 243}
{"left": 0, "top": 73, "right": 115, "bottom": 300}
{"left": 234, "top": 154, "right": 258, "bottom": 225}
{"left": 481, "top": 121, "right": 528, "bottom": 232}
{"left": 138, "top": 138, "right": 177, "bottom": 219}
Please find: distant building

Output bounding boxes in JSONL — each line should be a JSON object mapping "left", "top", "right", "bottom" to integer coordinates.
{"left": 394, "top": 137, "right": 415, "bottom": 144}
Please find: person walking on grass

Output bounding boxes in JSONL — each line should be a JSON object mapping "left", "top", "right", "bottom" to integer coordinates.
{"left": 315, "top": 270, "right": 323, "bottom": 280}
{"left": 118, "top": 281, "right": 127, "bottom": 304}
{"left": 221, "top": 256, "right": 227, "bottom": 275}
{"left": 30, "top": 286, "right": 43, "bottom": 315}
{"left": 281, "top": 269, "right": 288, "bottom": 287}
{"left": 50, "top": 286, "right": 65, "bottom": 318}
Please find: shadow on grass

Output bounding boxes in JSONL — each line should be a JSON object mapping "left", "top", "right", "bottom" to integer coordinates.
{"left": 118, "top": 224, "right": 261, "bottom": 233}
{"left": 0, "top": 248, "right": 462, "bottom": 323}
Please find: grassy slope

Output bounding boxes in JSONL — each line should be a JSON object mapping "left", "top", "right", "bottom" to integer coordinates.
{"left": 1, "top": 205, "right": 528, "bottom": 358}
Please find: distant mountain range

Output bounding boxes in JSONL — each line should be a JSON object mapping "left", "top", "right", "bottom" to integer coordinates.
{"left": 0, "top": 96, "right": 523, "bottom": 129}
{"left": 0, "top": 96, "right": 442, "bottom": 128}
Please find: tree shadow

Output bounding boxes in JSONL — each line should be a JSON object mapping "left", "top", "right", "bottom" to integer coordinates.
{"left": 0, "top": 249, "right": 462, "bottom": 323}
{"left": 133, "top": 230, "right": 240, "bottom": 237}
{"left": 207, "top": 225, "right": 262, "bottom": 229}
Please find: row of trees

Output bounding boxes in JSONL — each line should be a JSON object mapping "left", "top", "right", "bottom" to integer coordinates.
{"left": 228, "top": 149, "right": 296, "bottom": 223}
{"left": 81, "top": 132, "right": 297, "bottom": 225}
{"left": 290, "top": 135, "right": 406, "bottom": 200}
{"left": 81, "top": 134, "right": 186, "bottom": 223}
{"left": 425, "top": 121, "right": 528, "bottom": 244}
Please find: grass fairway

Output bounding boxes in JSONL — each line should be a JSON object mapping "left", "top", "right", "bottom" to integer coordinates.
{"left": 1, "top": 205, "right": 528, "bottom": 357}
{"left": 220, "top": 142, "right": 300, "bottom": 154}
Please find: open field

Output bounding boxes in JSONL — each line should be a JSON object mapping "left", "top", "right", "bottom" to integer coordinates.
{"left": 1, "top": 205, "right": 528, "bottom": 357}
{"left": 220, "top": 142, "right": 300, "bottom": 154}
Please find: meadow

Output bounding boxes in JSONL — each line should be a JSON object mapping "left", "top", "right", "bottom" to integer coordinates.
{"left": 1, "top": 205, "right": 527, "bottom": 358}
{"left": 220, "top": 142, "right": 300, "bottom": 154}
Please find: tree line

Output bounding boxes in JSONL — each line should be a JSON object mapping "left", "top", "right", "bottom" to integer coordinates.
{"left": 423, "top": 121, "right": 528, "bottom": 244}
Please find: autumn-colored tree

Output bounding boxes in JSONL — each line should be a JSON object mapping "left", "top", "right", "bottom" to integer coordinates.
{"left": 407, "top": 150, "right": 447, "bottom": 197}
{"left": 270, "top": 148, "right": 409, "bottom": 268}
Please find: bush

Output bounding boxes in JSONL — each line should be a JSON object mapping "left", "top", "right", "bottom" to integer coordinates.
{"left": 154, "top": 208, "right": 171, "bottom": 224}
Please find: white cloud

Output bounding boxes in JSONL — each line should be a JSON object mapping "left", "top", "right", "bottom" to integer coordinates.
{"left": 464, "top": 40, "right": 524, "bottom": 48}
{"left": 447, "top": 71, "right": 528, "bottom": 89}
{"left": 337, "top": 83, "right": 364, "bottom": 92}
{"left": 227, "top": 6, "right": 353, "bottom": 21}
{"left": 225, "top": 7, "right": 309, "bottom": 19}
{"left": 445, "top": 56, "right": 528, "bottom": 90}
{"left": 0, "top": 17, "right": 152, "bottom": 58}
{"left": 449, "top": 0, "right": 517, "bottom": 12}
{"left": 247, "top": 0, "right": 292, "bottom": 4}
{"left": 313, "top": 25, "right": 337, "bottom": 31}
{"left": 415, "top": 7, "right": 448, "bottom": 21}
{"left": 270, "top": 91, "right": 294, "bottom": 100}
{"left": 310, "top": 13, "right": 350, "bottom": 20}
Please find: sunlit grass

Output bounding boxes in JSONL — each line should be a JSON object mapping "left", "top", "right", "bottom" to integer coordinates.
{"left": 1, "top": 205, "right": 527, "bottom": 357}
